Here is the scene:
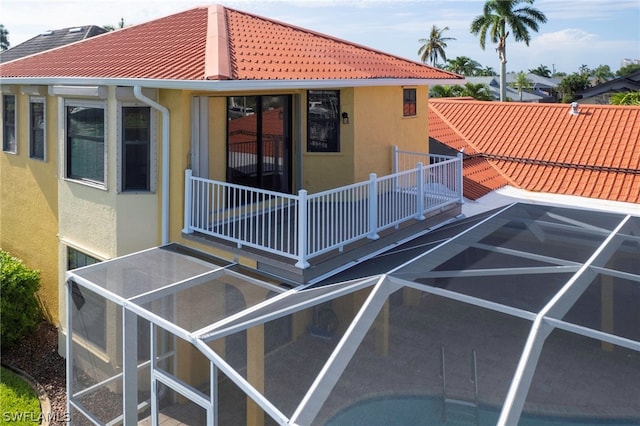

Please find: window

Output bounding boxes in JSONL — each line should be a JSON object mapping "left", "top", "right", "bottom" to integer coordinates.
{"left": 122, "top": 106, "right": 151, "bottom": 191}
{"left": 307, "top": 90, "right": 340, "bottom": 152}
{"left": 66, "top": 103, "right": 105, "bottom": 184}
{"left": 403, "top": 88, "right": 417, "bottom": 117}
{"left": 2, "top": 94, "right": 17, "bottom": 153}
{"left": 68, "top": 247, "right": 149, "bottom": 359}
{"left": 68, "top": 247, "right": 105, "bottom": 351}
{"left": 29, "top": 98, "right": 45, "bottom": 160}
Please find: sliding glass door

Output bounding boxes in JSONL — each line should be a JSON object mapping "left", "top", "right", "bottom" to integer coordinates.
{"left": 227, "top": 95, "right": 291, "bottom": 194}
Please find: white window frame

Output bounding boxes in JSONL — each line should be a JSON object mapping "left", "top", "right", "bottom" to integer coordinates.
{"left": 2, "top": 94, "right": 17, "bottom": 154}
{"left": 29, "top": 96, "right": 46, "bottom": 161}
{"left": 116, "top": 102, "right": 157, "bottom": 193}
{"left": 64, "top": 99, "right": 107, "bottom": 189}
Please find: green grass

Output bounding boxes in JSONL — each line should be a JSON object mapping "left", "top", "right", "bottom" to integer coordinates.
{"left": 0, "top": 366, "right": 41, "bottom": 425}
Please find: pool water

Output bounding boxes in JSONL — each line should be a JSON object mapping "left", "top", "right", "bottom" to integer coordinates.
{"left": 325, "top": 395, "right": 640, "bottom": 426}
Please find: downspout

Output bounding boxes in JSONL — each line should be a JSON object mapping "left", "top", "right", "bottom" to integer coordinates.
{"left": 133, "top": 86, "right": 170, "bottom": 245}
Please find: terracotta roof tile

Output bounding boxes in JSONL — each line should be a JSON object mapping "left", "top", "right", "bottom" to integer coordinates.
{"left": 462, "top": 157, "right": 510, "bottom": 200}
{"left": 225, "top": 8, "right": 458, "bottom": 80}
{"left": 0, "top": 5, "right": 459, "bottom": 82}
{"left": 429, "top": 99, "right": 640, "bottom": 204}
{"left": 0, "top": 8, "right": 209, "bottom": 79}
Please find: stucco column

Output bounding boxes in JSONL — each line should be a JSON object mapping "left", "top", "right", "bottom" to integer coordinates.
{"left": 600, "top": 274, "right": 614, "bottom": 352}
{"left": 247, "top": 324, "right": 265, "bottom": 426}
{"left": 374, "top": 300, "right": 389, "bottom": 356}
{"left": 402, "top": 287, "right": 421, "bottom": 306}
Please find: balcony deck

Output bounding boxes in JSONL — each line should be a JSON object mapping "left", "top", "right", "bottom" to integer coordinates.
{"left": 182, "top": 150, "right": 464, "bottom": 285}
{"left": 184, "top": 201, "right": 461, "bottom": 285}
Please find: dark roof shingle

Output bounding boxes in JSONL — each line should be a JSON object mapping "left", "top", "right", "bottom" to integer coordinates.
{"left": 0, "top": 25, "right": 106, "bottom": 64}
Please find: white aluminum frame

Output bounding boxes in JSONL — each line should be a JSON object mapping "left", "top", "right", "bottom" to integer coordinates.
{"left": 65, "top": 206, "right": 640, "bottom": 426}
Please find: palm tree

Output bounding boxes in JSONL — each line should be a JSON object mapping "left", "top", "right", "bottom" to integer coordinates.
{"left": 476, "top": 65, "right": 497, "bottom": 76}
{"left": 418, "top": 25, "right": 456, "bottom": 66}
{"left": 430, "top": 83, "right": 493, "bottom": 101}
{"left": 610, "top": 91, "right": 640, "bottom": 105}
{"left": 470, "top": 0, "right": 547, "bottom": 101}
{"left": 445, "top": 56, "right": 481, "bottom": 76}
{"left": 103, "top": 18, "right": 126, "bottom": 32}
{"left": 529, "top": 64, "right": 551, "bottom": 78}
{"left": 462, "top": 82, "right": 494, "bottom": 101}
{"left": 0, "top": 24, "right": 9, "bottom": 51}
{"left": 430, "top": 84, "right": 464, "bottom": 98}
{"left": 591, "top": 64, "right": 614, "bottom": 85}
{"left": 512, "top": 71, "right": 532, "bottom": 101}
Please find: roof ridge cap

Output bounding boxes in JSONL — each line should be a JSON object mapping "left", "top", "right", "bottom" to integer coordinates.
{"left": 204, "top": 5, "right": 231, "bottom": 80}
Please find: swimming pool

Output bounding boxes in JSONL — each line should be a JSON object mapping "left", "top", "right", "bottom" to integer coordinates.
{"left": 325, "top": 395, "right": 639, "bottom": 426}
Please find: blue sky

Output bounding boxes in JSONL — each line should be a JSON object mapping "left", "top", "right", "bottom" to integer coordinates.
{"left": 3, "top": 0, "right": 639, "bottom": 74}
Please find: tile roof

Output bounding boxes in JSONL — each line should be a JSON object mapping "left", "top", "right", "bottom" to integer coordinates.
{"left": 0, "top": 26, "right": 106, "bottom": 64}
{"left": 0, "top": 5, "right": 459, "bottom": 82}
{"left": 429, "top": 99, "right": 640, "bottom": 204}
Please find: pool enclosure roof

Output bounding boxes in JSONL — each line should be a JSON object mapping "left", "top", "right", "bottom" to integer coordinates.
{"left": 66, "top": 202, "right": 640, "bottom": 425}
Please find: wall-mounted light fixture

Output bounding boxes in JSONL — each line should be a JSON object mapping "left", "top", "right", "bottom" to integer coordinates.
{"left": 342, "top": 112, "right": 349, "bottom": 124}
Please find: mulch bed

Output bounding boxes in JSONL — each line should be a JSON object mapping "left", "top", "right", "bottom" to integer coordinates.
{"left": 2, "top": 321, "right": 67, "bottom": 426}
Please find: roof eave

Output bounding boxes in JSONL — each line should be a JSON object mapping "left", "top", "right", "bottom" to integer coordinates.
{"left": 0, "top": 76, "right": 463, "bottom": 91}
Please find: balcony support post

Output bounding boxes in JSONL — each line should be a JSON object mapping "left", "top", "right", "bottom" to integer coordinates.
{"left": 415, "top": 162, "right": 426, "bottom": 220}
{"left": 295, "top": 189, "right": 310, "bottom": 269}
{"left": 457, "top": 152, "right": 464, "bottom": 203}
{"left": 182, "top": 169, "right": 193, "bottom": 234}
{"left": 368, "top": 173, "right": 380, "bottom": 240}
{"left": 392, "top": 145, "right": 399, "bottom": 174}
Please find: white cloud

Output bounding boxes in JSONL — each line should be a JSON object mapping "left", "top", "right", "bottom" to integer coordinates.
{"left": 534, "top": 29, "right": 599, "bottom": 47}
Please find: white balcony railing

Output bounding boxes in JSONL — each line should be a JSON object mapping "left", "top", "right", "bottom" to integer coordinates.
{"left": 183, "top": 149, "right": 463, "bottom": 269}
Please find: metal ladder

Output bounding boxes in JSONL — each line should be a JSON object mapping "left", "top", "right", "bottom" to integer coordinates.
{"left": 440, "top": 346, "right": 480, "bottom": 425}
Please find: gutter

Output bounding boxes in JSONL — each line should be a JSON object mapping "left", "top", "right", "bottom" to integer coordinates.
{"left": 0, "top": 76, "right": 465, "bottom": 91}
{"left": 133, "top": 86, "right": 170, "bottom": 245}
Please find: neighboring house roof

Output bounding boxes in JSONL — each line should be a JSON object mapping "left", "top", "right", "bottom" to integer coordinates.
{"left": 505, "top": 72, "right": 560, "bottom": 90}
{"left": 577, "top": 70, "right": 640, "bottom": 104}
{"left": 429, "top": 98, "right": 640, "bottom": 204}
{"left": 465, "top": 76, "right": 555, "bottom": 102}
{"left": 0, "top": 25, "right": 106, "bottom": 64}
{"left": 0, "top": 5, "right": 459, "bottom": 82}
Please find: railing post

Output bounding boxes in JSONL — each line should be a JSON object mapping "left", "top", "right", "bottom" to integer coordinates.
{"left": 392, "top": 145, "right": 398, "bottom": 174}
{"left": 295, "top": 189, "right": 310, "bottom": 269}
{"left": 368, "top": 173, "right": 380, "bottom": 240}
{"left": 457, "top": 152, "right": 464, "bottom": 203}
{"left": 416, "top": 162, "right": 425, "bottom": 220}
{"left": 182, "top": 169, "right": 193, "bottom": 234}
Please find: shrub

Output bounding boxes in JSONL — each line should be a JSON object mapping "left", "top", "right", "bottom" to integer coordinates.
{"left": 0, "top": 251, "right": 41, "bottom": 348}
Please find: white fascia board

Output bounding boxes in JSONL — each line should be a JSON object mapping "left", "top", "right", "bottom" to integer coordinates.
{"left": 0, "top": 76, "right": 463, "bottom": 91}
{"left": 462, "top": 186, "right": 640, "bottom": 218}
